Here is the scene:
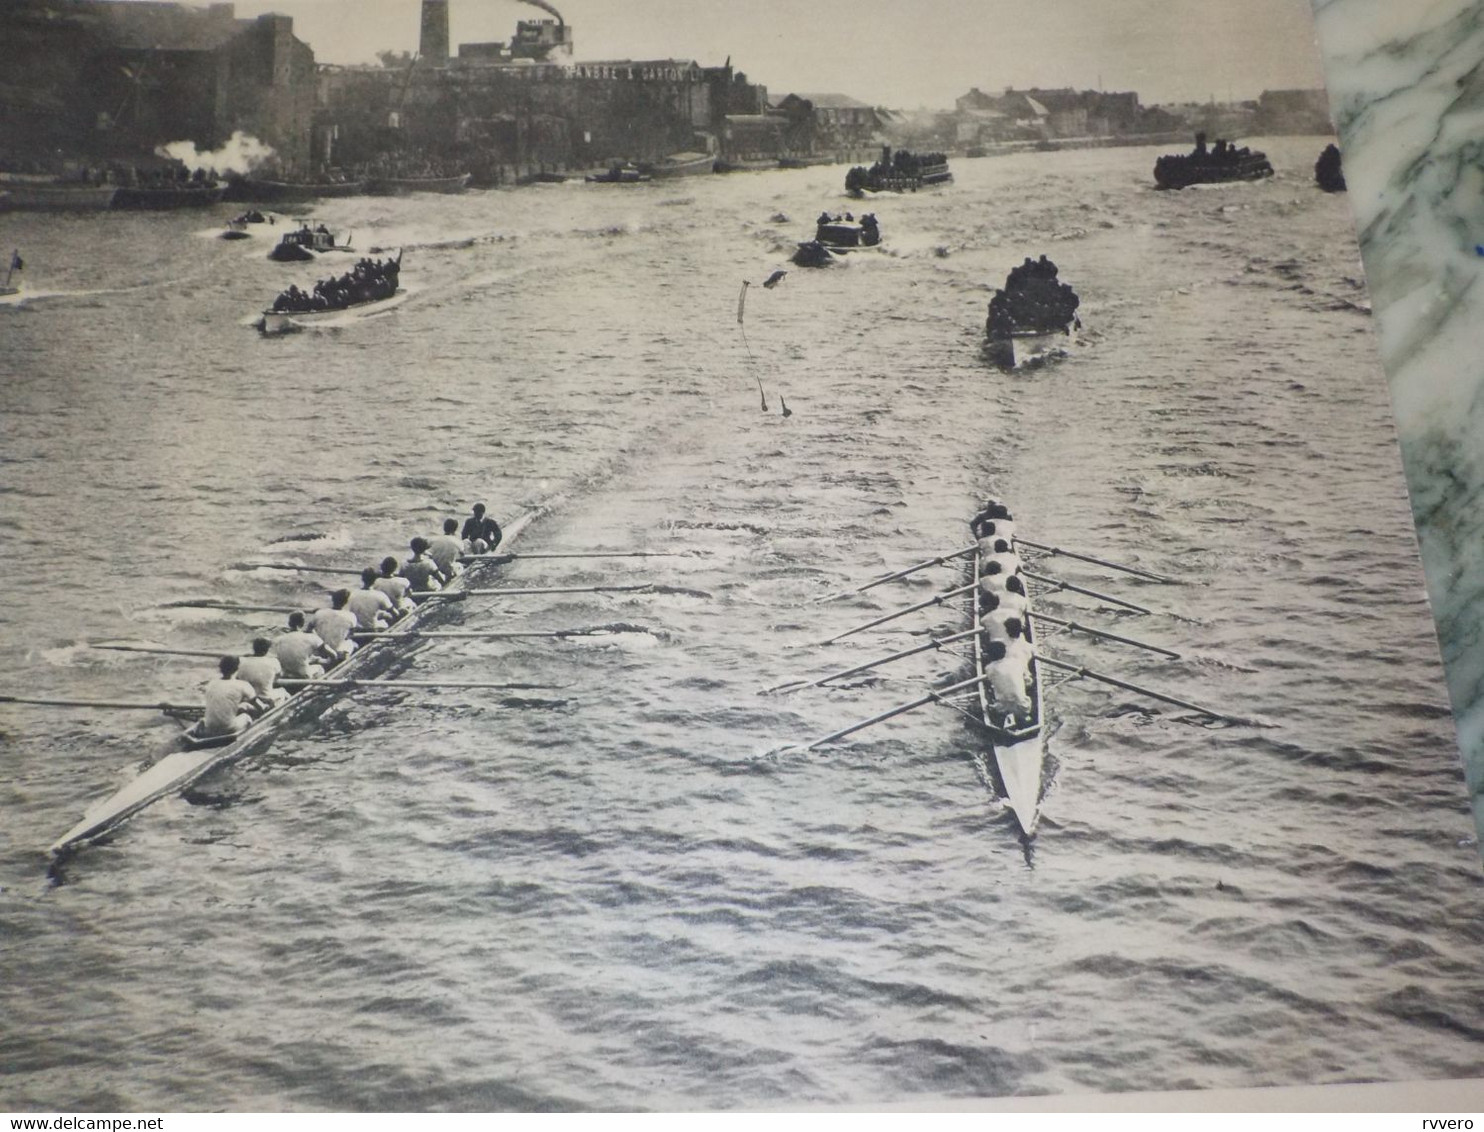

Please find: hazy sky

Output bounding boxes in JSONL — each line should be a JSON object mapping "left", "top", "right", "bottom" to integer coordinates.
{"left": 227, "top": 0, "right": 1331, "bottom": 107}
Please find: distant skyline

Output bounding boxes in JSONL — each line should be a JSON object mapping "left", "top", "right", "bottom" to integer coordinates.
{"left": 223, "top": 0, "right": 1332, "bottom": 108}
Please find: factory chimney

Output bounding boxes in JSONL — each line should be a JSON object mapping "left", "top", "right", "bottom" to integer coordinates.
{"left": 419, "top": 0, "right": 450, "bottom": 64}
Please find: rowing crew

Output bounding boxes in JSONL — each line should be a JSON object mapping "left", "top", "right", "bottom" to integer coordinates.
{"left": 195, "top": 503, "right": 505, "bottom": 740}
{"left": 972, "top": 501, "right": 1035, "bottom": 724}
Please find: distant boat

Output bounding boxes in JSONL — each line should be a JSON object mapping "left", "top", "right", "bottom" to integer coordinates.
{"left": 0, "top": 174, "right": 117, "bottom": 211}
{"left": 112, "top": 182, "right": 225, "bottom": 209}
{"left": 645, "top": 152, "right": 715, "bottom": 178}
{"left": 259, "top": 251, "right": 402, "bottom": 335}
{"left": 714, "top": 157, "right": 779, "bottom": 173}
{"left": 365, "top": 172, "right": 470, "bottom": 195}
{"left": 1153, "top": 133, "right": 1273, "bottom": 189}
{"left": 230, "top": 176, "right": 366, "bottom": 203}
{"left": 983, "top": 255, "right": 1081, "bottom": 370}
{"left": 794, "top": 212, "right": 882, "bottom": 265}
{"left": 268, "top": 222, "right": 353, "bottom": 262}
{"left": 845, "top": 146, "right": 952, "bottom": 195}
{"left": 585, "top": 164, "right": 651, "bottom": 184}
{"left": 777, "top": 155, "right": 835, "bottom": 169}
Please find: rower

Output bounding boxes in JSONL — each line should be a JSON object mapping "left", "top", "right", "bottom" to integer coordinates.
{"left": 273, "top": 611, "right": 331, "bottom": 679}
{"left": 199, "top": 655, "right": 261, "bottom": 739}
{"left": 980, "top": 592, "right": 1010, "bottom": 642}
{"left": 997, "top": 575, "right": 1031, "bottom": 621}
{"left": 983, "top": 639, "right": 1032, "bottom": 720}
{"left": 982, "top": 538, "right": 1020, "bottom": 579}
{"left": 237, "top": 638, "right": 289, "bottom": 709}
{"left": 307, "top": 589, "right": 359, "bottom": 661}
{"left": 972, "top": 502, "right": 1016, "bottom": 546}
{"left": 347, "top": 568, "right": 396, "bottom": 631}
{"left": 399, "top": 538, "right": 444, "bottom": 593}
{"left": 1000, "top": 617, "right": 1035, "bottom": 690}
{"left": 372, "top": 557, "right": 415, "bottom": 615}
{"left": 979, "top": 558, "right": 1019, "bottom": 596}
{"left": 428, "top": 519, "right": 465, "bottom": 582}
{"left": 461, "top": 503, "right": 503, "bottom": 555}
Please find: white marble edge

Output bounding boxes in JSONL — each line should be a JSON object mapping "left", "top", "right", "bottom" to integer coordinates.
{"left": 1310, "top": 0, "right": 1484, "bottom": 845}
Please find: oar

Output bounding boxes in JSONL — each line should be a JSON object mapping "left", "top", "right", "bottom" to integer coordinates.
{"left": 160, "top": 600, "right": 307, "bottom": 614}
{"left": 1016, "top": 539, "right": 1178, "bottom": 585}
{"left": 91, "top": 643, "right": 226, "bottom": 659}
{"left": 233, "top": 562, "right": 362, "bottom": 576}
{"left": 1022, "top": 571, "right": 1150, "bottom": 615}
{"left": 353, "top": 626, "right": 649, "bottom": 640}
{"left": 0, "top": 694, "right": 200, "bottom": 713}
{"left": 811, "top": 582, "right": 976, "bottom": 647}
{"left": 764, "top": 628, "right": 980, "bottom": 694}
{"left": 1036, "top": 655, "right": 1255, "bottom": 725}
{"left": 462, "top": 551, "right": 701, "bottom": 561}
{"left": 816, "top": 545, "right": 978, "bottom": 603}
{"left": 277, "top": 677, "right": 561, "bottom": 691}
{"left": 460, "top": 584, "right": 710, "bottom": 598}
{"left": 1027, "top": 613, "right": 1179, "bottom": 659}
{"left": 782, "top": 671, "right": 993, "bottom": 753}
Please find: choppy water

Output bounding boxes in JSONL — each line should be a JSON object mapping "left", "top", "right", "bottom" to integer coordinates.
{"left": 2, "top": 137, "right": 1481, "bottom": 1111}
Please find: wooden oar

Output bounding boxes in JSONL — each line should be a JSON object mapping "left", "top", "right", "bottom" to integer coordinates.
{"left": 0, "top": 694, "right": 200, "bottom": 713}
{"left": 815, "top": 544, "right": 978, "bottom": 603}
{"left": 353, "top": 626, "right": 649, "bottom": 640}
{"left": 1027, "top": 613, "right": 1179, "bottom": 659}
{"left": 160, "top": 600, "right": 307, "bottom": 614}
{"left": 233, "top": 562, "right": 362, "bottom": 576}
{"left": 764, "top": 628, "right": 980, "bottom": 694}
{"left": 1016, "top": 539, "right": 1178, "bottom": 584}
{"left": 811, "top": 582, "right": 976, "bottom": 647}
{"left": 1022, "top": 571, "right": 1150, "bottom": 615}
{"left": 1036, "top": 655, "right": 1255, "bottom": 725}
{"left": 462, "top": 551, "right": 700, "bottom": 561}
{"left": 460, "top": 583, "right": 711, "bottom": 598}
{"left": 91, "top": 643, "right": 225, "bottom": 659}
{"left": 277, "top": 677, "right": 560, "bottom": 690}
{"left": 782, "top": 671, "right": 993, "bottom": 753}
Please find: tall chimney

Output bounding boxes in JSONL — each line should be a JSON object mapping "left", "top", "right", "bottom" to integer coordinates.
{"left": 420, "top": 0, "right": 450, "bottom": 64}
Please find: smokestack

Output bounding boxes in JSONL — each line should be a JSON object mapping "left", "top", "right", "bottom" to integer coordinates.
{"left": 420, "top": 0, "right": 449, "bottom": 64}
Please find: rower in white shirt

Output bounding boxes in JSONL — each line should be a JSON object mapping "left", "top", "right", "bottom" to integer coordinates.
{"left": 237, "top": 637, "right": 289, "bottom": 708}
{"left": 980, "top": 537, "right": 1021, "bottom": 581}
{"left": 372, "top": 557, "right": 415, "bottom": 615}
{"left": 982, "top": 639, "right": 1032, "bottom": 719}
{"left": 307, "top": 589, "right": 359, "bottom": 661}
{"left": 272, "top": 611, "right": 330, "bottom": 680}
{"left": 199, "top": 655, "right": 261, "bottom": 739}
{"left": 347, "top": 568, "right": 396, "bottom": 631}
{"left": 427, "top": 519, "right": 465, "bottom": 582}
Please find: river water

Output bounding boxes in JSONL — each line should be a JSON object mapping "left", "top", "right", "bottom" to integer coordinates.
{"left": 2, "top": 137, "right": 1481, "bottom": 1110}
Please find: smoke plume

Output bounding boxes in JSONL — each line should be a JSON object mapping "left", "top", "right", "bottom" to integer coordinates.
{"left": 155, "top": 131, "right": 275, "bottom": 174}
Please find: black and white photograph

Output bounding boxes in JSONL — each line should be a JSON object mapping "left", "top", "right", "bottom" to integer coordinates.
{"left": 2, "top": 0, "right": 1483, "bottom": 1113}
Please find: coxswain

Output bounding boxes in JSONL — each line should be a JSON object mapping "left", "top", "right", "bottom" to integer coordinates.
{"left": 399, "top": 538, "right": 444, "bottom": 593}
{"left": 199, "top": 655, "right": 261, "bottom": 739}
{"left": 237, "top": 637, "right": 290, "bottom": 709}
{"left": 272, "top": 611, "right": 329, "bottom": 680}
{"left": 428, "top": 519, "right": 465, "bottom": 581}
{"left": 372, "top": 557, "right": 416, "bottom": 614}
{"left": 308, "top": 589, "right": 359, "bottom": 660}
{"left": 982, "top": 640, "right": 1032, "bottom": 720}
{"left": 347, "top": 568, "right": 396, "bottom": 631}
{"left": 461, "top": 503, "right": 503, "bottom": 555}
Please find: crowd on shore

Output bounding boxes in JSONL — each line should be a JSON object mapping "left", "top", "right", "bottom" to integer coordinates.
{"left": 196, "top": 506, "right": 504, "bottom": 740}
